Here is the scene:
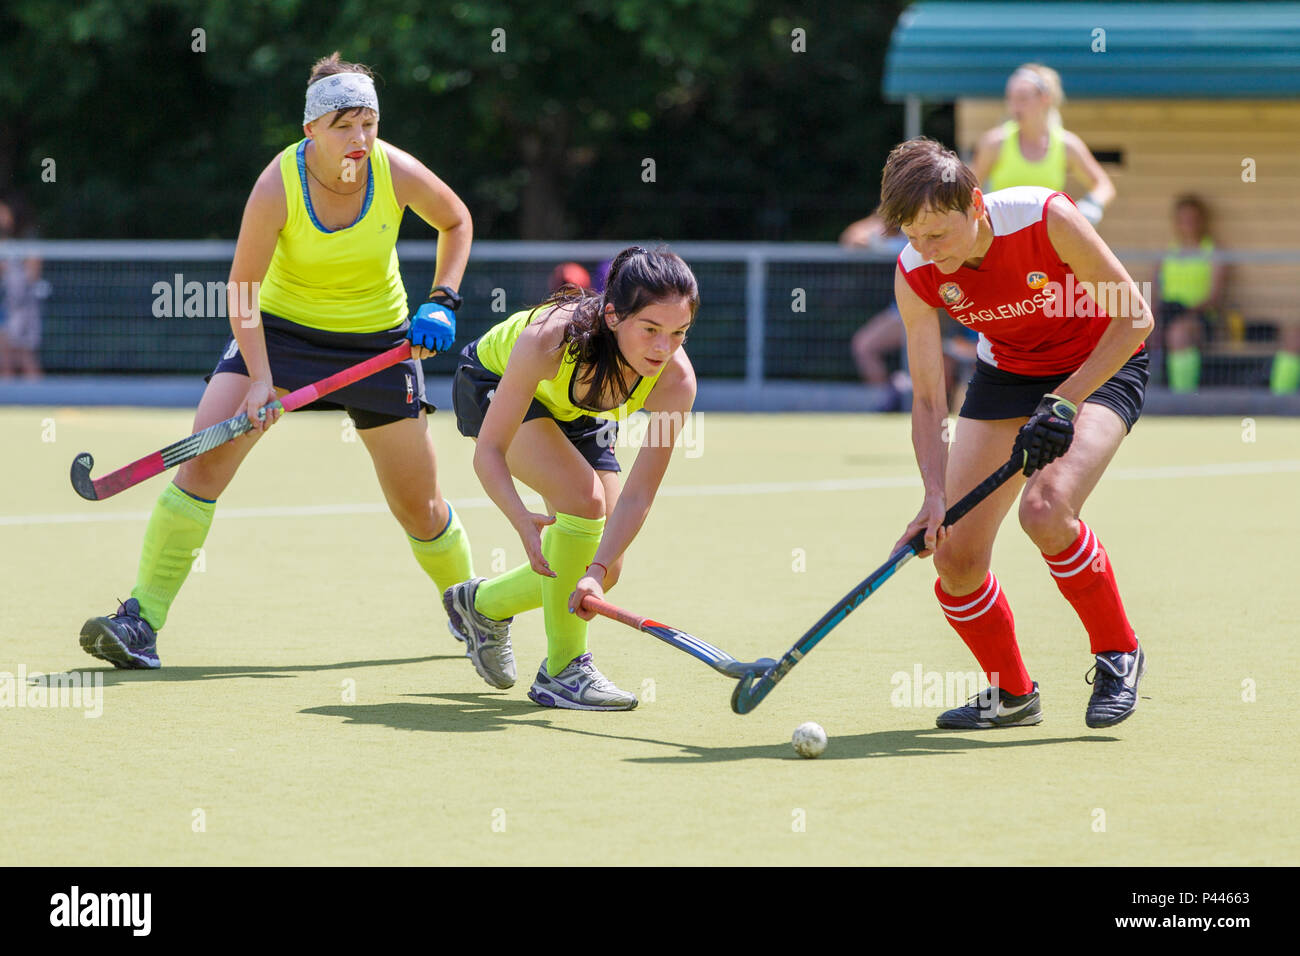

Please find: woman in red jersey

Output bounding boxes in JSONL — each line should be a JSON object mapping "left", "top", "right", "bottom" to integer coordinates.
{"left": 882, "top": 138, "right": 1152, "bottom": 730}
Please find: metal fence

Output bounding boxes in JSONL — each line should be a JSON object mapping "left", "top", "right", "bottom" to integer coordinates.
{"left": 3, "top": 240, "right": 1296, "bottom": 389}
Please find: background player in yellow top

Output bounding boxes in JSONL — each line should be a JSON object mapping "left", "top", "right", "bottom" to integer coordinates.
{"left": 970, "top": 63, "right": 1115, "bottom": 226}
{"left": 79, "top": 53, "right": 476, "bottom": 668}
{"left": 445, "top": 247, "right": 699, "bottom": 710}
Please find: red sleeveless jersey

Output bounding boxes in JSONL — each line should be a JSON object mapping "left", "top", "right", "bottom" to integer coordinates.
{"left": 898, "top": 186, "right": 1135, "bottom": 377}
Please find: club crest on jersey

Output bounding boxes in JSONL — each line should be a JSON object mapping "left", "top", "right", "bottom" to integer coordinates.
{"left": 1026, "top": 271, "right": 1048, "bottom": 290}
{"left": 938, "top": 282, "right": 966, "bottom": 307}
{"left": 405, "top": 374, "right": 414, "bottom": 404}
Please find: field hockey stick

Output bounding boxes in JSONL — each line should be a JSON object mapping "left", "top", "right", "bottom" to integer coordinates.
{"left": 730, "top": 450, "right": 1026, "bottom": 715}
{"left": 70, "top": 343, "right": 413, "bottom": 501}
{"left": 582, "top": 596, "right": 777, "bottom": 679}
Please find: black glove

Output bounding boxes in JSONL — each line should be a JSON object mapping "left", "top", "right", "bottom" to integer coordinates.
{"left": 1015, "top": 393, "right": 1078, "bottom": 476}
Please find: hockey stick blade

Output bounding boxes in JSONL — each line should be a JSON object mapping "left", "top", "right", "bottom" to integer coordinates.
{"left": 731, "top": 452, "right": 1026, "bottom": 714}
{"left": 70, "top": 453, "right": 100, "bottom": 501}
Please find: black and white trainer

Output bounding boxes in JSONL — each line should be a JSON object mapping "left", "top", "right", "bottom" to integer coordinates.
{"left": 1085, "top": 640, "right": 1146, "bottom": 728}
{"left": 935, "top": 682, "right": 1042, "bottom": 729}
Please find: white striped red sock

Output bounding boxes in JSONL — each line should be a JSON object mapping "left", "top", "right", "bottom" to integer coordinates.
{"left": 935, "top": 572, "right": 1032, "bottom": 696}
{"left": 1042, "top": 521, "right": 1137, "bottom": 654}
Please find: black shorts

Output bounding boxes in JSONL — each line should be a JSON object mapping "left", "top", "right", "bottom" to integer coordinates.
{"left": 451, "top": 341, "right": 621, "bottom": 472}
{"left": 1157, "top": 300, "right": 1219, "bottom": 341}
{"left": 208, "top": 311, "right": 432, "bottom": 429}
{"left": 960, "top": 348, "right": 1149, "bottom": 433}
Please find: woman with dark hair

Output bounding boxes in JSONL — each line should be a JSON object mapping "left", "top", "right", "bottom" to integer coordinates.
{"left": 881, "top": 137, "right": 1152, "bottom": 730}
{"left": 79, "top": 52, "right": 476, "bottom": 668}
{"left": 446, "top": 246, "right": 699, "bottom": 710}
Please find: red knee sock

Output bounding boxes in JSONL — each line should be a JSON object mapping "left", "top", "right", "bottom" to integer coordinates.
{"left": 935, "top": 573, "right": 1032, "bottom": 696}
{"left": 1042, "top": 521, "right": 1137, "bottom": 655}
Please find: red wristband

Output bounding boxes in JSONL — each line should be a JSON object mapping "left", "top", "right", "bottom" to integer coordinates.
{"left": 586, "top": 562, "right": 608, "bottom": 577}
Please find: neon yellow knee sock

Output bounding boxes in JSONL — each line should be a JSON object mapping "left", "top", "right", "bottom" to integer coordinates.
{"left": 542, "top": 512, "right": 605, "bottom": 676}
{"left": 408, "top": 505, "right": 474, "bottom": 595}
{"left": 1271, "top": 351, "right": 1300, "bottom": 395}
{"left": 474, "top": 561, "right": 543, "bottom": 621}
{"left": 476, "top": 516, "right": 612, "bottom": 623}
{"left": 1167, "top": 348, "right": 1201, "bottom": 393}
{"left": 130, "top": 482, "right": 216, "bottom": 630}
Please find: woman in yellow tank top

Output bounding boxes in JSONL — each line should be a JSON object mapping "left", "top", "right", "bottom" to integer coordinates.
{"left": 969, "top": 64, "right": 1115, "bottom": 225}
{"left": 444, "top": 247, "right": 699, "bottom": 710}
{"left": 78, "top": 52, "right": 478, "bottom": 669}
{"left": 1155, "top": 194, "right": 1227, "bottom": 392}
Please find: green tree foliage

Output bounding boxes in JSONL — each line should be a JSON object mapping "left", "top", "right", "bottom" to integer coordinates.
{"left": 0, "top": 0, "right": 912, "bottom": 239}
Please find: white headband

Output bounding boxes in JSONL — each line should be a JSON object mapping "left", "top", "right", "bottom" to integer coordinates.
{"left": 1012, "top": 68, "right": 1049, "bottom": 94}
{"left": 304, "top": 73, "right": 379, "bottom": 125}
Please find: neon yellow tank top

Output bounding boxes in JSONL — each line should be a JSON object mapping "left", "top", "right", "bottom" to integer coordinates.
{"left": 257, "top": 138, "right": 407, "bottom": 333}
{"left": 476, "top": 307, "right": 666, "bottom": 422}
{"left": 1159, "top": 238, "right": 1215, "bottom": 308}
{"left": 987, "top": 121, "right": 1067, "bottom": 192}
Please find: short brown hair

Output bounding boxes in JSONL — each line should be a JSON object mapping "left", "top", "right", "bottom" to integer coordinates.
{"left": 308, "top": 52, "right": 377, "bottom": 127}
{"left": 877, "top": 137, "right": 979, "bottom": 231}
{"left": 308, "top": 51, "right": 374, "bottom": 86}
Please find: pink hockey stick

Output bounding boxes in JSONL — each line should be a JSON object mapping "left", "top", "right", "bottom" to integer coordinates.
{"left": 71, "top": 343, "right": 413, "bottom": 501}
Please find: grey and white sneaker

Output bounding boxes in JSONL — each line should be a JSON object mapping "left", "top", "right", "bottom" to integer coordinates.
{"left": 527, "top": 653, "right": 639, "bottom": 711}
{"left": 443, "top": 578, "right": 516, "bottom": 689}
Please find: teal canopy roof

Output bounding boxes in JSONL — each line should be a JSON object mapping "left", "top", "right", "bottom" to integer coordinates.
{"left": 883, "top": 2, "right": 1300, "bottom": 99}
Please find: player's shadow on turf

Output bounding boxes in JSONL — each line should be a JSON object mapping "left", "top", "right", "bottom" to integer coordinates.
{"left": 298, "top": 694, "right": 1120, "bottom": 761}
{"left": 622, "top": 728, "right": 1119, "bottom": 763}
{"left": 301, "top": 693, "right": 556, "bottom": 734}
{"left": 46, "top": 656, "right": 459, "bottom": 685}
{"left": 296, "top": 693, "right": 1118, "bottom": 758}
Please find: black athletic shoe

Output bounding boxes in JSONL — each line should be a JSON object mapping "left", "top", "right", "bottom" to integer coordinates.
{"left": 80, "top": 598, "right": 160, "bottom": 669}
{"left": 936, "top": 682, "right": 1042, "bottom": 729}
{"left": 1085, "top": 641, "right": 1145, "bottom": 728}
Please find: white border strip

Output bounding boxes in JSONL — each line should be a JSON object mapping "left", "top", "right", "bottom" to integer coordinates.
{"left": 3, "top": 459, "right": 1297, "bottom": 528}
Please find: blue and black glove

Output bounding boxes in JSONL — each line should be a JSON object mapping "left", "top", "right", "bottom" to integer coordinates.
{"left": 409, "top": 285, "right": 462, "bottom": 353}
{"left": 1015, "top": 393, "right": 1078, "bottom": 476}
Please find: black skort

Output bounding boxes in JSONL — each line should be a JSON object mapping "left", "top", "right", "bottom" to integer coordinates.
{"left": 1156, "top": 300, "right": 1220, "bottom": 342}
{"left": 452, "top": 341, "right": 621, "bottom": 472}
{"left": 209, "top": 311, "right": 431, "bottom": 429}
{"left": 960, "top": 348, "right": 1149, "bottom": 432}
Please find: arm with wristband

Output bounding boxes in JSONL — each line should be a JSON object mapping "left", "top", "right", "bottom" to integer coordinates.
{"left": 409, "top": 283, "right": 461, "bottom": 355}
{"left": 387, "top": 143, "right": 472, "bottom": 357}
